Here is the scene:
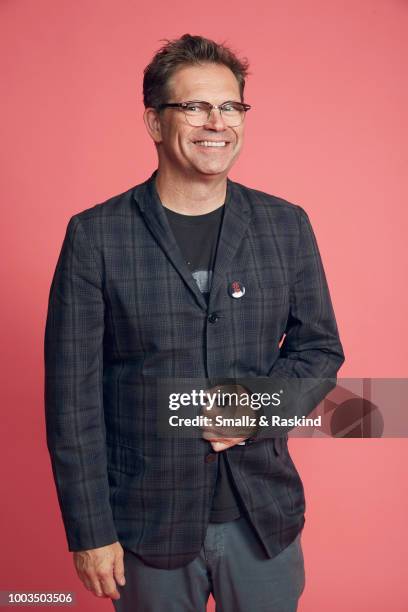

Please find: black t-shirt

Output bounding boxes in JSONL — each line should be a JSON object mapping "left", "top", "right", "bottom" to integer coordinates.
{"left": 164, "top": 202, "right": 242, "bottom": 522}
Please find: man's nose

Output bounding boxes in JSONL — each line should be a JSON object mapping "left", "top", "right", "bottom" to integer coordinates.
{"left": 204, "top": 107, "right": 227, "bottom": 130}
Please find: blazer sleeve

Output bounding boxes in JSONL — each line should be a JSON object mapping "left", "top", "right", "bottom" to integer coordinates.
{"left": 44, "top": 215, "right": 118, "bottom": 551}
{"left": 238, "top": 205, "right": 345, "bottom": 440}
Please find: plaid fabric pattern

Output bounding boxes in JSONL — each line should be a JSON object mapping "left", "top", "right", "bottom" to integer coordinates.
{"left": 44, "top": 169, "right": 345, "bottom": 569}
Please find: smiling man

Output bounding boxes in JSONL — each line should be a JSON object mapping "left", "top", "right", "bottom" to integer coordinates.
{"left": 44, "top": 33, "right": 345, "bottom": 612}
{"left": 146, "top": 61, "right": 246, "bottom": 199}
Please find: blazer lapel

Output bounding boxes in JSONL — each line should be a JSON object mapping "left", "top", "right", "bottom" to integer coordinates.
{"left": 208, "top": 178, "right": 251, "bottom": 308}
{"left": 133, "top": 169, "right": 208, "bottom": 311}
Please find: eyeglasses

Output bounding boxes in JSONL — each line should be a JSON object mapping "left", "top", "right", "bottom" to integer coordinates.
{"left": 156, "top": 100, "right": 252, "bottom": 127}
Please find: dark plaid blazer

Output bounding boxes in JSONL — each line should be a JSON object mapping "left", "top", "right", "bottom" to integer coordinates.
{"left": 44, "top": 168, "right": 345, "bottom": 569}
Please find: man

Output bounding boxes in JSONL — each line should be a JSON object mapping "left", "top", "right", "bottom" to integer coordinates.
{"left": 44, "top": 33, "right": 345, "bottom": 611}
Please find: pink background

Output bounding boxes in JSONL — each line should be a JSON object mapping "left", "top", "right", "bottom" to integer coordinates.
{"left": 1, "top": 0, "right": 407, "bottom": 610}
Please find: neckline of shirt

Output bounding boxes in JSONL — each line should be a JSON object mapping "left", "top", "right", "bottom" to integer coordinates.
{"left": 163, "top": 203, "right": 225, "bottom": 225}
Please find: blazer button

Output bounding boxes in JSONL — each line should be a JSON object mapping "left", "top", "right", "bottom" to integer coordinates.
{"left": 208, "top": 312, "right": 218, "bottom": 323}
{"left": 205, "top": 453, "right": 217, "bottom": 463}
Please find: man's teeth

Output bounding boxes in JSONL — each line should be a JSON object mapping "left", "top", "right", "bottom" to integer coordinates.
{"left": 195, "top": 141, "right": 227, "bottom": 147}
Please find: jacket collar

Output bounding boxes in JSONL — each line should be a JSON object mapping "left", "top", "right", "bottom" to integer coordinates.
{"left": 132, "top": 168, "right": 252, "bottom": 311}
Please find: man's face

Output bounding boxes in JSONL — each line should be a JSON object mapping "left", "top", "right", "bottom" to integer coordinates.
{"left": 146, "top": 63, "right": 247, "bottom": 179}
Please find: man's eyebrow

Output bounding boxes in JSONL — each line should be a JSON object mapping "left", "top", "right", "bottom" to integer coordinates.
{"left": 184, "top": 99, "right": 242, "bottom": 104}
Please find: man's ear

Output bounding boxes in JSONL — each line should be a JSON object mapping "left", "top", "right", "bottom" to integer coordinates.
{"left": 143, "top": 108, "right": 163, "bottom": 144}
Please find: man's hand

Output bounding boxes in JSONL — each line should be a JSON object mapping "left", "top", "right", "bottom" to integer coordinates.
{"left": 73, "top": 541, "right": 125, "bottom": 600}
{"left": 200, "top": 384, "right": 257, "bottom": 451}
{"left": 202, "top": 433, "right": 248, "bottom": 452}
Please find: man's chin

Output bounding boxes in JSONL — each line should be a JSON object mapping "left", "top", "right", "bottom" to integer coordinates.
{"left": 190, "top": 162, "right": 232, "bottom": 178}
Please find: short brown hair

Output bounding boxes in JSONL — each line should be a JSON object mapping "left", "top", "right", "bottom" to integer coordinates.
{"left": 143, "top": 33, "right": 251, "bottom": 109}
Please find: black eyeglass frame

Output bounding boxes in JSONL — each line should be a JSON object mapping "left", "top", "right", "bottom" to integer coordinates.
{"left": 156, "top": 100, "right": 252, "bottom": 125}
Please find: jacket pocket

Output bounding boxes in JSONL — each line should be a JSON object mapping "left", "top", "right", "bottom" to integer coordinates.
{"left": 106, "top": 441, "right": 144, "bottom": 476}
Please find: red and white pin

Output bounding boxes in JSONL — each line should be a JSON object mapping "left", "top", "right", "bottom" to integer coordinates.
{"left": 228, "top": 280, "right": 246, "bottom": 299}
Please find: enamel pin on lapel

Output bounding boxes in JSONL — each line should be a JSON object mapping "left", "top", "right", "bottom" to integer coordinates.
{"left": 229, "top": 281, "right": 245, "bottom": 298}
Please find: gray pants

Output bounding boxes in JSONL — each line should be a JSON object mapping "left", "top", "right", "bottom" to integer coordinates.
{"left": 113, "top": 515, "right": 305, "bottom": 612}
